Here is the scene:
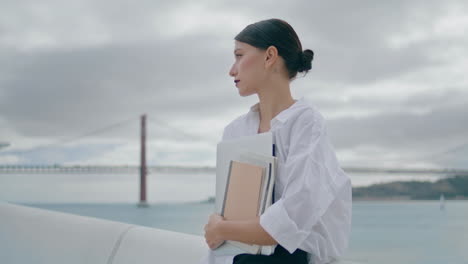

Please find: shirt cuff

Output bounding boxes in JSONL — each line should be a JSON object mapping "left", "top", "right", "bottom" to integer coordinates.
{"left": 259, "top": 199, "right": 310, "bottom": 254}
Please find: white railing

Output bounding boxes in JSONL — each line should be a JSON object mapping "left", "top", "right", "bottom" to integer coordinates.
{"left": 0, "top": 202, "right": 207, "bottom": 263}
{"left": 0, "top": 202, "right": 358, "bottom": 264}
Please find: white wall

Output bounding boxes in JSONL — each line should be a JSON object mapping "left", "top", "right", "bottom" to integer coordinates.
{"left": 0, "top": 202, "right": 207, "bottom": 263}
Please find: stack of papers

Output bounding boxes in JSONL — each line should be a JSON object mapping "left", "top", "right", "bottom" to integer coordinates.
{"left": 214, "top": 132, "right": 277, "bottom": 256}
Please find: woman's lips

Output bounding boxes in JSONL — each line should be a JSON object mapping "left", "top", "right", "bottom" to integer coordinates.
{"left": 234, "top": 80, "right": 240, "bottom": 85}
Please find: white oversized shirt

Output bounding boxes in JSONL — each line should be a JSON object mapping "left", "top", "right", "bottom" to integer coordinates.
{"left": 200, "top": 98, "right": 352, "bottom": 264}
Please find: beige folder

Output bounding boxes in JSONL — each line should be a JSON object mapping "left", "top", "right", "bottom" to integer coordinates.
{"left": 222, "top": 160, "right": 265, "bottom": 220}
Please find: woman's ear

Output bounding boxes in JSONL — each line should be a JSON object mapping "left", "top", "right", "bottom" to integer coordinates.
{"left": 264, "top": 45, "right": 278, "bottom": 69}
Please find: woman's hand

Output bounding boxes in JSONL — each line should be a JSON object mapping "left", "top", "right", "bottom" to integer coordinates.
{"left": 204, "top": 213, "right": 225, "bottom": 249}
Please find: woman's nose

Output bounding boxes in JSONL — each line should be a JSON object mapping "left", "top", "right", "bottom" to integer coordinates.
{"left": 229, "top": 64, "right": 236, "bottom": 77}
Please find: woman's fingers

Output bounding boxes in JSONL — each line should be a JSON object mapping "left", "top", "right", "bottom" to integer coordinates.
{"left": 204, "top": 214, "right": 225, "bottom": 249}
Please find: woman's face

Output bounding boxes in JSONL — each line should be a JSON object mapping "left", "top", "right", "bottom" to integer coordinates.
{"left": 229, "top": 41, "right": 266, "bottom": 97}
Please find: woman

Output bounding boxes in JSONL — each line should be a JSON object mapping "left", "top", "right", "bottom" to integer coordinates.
{"left": 202, "top": 19, "right": 352, "bottom": 264}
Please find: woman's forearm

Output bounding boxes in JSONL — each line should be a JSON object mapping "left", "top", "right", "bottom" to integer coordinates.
{"left": 217, "top": 216, "right": 277, "bottom": 246}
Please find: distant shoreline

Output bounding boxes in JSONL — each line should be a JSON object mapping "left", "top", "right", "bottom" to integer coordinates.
{"left": 352, "top": 175, "right": 468, "bottom": 201}
{"left": 201, "top": 175, "right": 468, "bottom": 204}
{"left": 352, "top": 196, "right": 468, "bottom": 201}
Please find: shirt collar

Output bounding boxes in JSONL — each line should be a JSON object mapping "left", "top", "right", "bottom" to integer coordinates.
{"left": 249, "top": 97, "right": 307, "bottom": 126}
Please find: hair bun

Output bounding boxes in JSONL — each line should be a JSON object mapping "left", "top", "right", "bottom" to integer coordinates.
{"left": 298, "top": 49, "right": 314, "bottom": 73}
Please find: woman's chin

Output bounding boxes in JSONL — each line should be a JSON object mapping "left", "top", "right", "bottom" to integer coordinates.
{"left": 238, "top": 89, "right": 255, "bottom": 97}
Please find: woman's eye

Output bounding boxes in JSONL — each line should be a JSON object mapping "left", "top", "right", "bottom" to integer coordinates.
{"left": 235, "top": 54, "right": 242, "bottom": 57}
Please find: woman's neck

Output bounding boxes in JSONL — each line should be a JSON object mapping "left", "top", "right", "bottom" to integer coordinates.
{"left": 256, "top": 80, "right": 295, "bottom": 130}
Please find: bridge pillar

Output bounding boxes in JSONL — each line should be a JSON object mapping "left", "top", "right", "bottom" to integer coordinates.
{"left": 138, "top": 114, "right": 149, "bottom": 208}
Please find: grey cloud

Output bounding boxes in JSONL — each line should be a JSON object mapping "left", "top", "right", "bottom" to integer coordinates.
{"left": 1, "top": 0, "right": 467, "bottom": 167}
{"left": 311, "top": 87, "right": 468, "bottom": 115}
{"left": 0, "top": 35, "right": 240, "bottom": 138}
{"left": 327, "top": 100, "right": 468, "bottom": 151}
{"left": 220, "top": 0, "right": 466, "bottom": 85}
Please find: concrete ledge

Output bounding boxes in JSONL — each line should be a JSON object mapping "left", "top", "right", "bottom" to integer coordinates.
{"left": 0, "top": 202, "right": 357, "bottom": 264}
{"left": 0, "top": 202, "right": 207, "bottom": 263}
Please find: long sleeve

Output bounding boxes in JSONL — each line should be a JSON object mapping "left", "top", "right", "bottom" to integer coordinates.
{"left": 259, "top": 112, "right": 352, "bottom": 263}
{"left": 303, "top": 179, "right": 352, "bottom": 263}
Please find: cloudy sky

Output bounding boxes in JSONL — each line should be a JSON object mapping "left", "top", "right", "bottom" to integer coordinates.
{"left": 1, "top": 0, "right": 467, "bottom": 169}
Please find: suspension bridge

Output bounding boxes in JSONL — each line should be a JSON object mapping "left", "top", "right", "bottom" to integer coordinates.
{"left": 1, "top": 164, "right": 467, "bottom": 175}
{"left": 1, "top": 114, "right": 467, "bottom": 205}
{"left": 1, "top": 113, "right": 466, "bottom": 174}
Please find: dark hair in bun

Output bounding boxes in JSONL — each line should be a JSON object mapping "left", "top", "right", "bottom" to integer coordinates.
{"left": 298, "top": 49, "right": 314, "bottom": 73}
{"left": 235, "top": 18, "right": 314, "bottom": 79}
